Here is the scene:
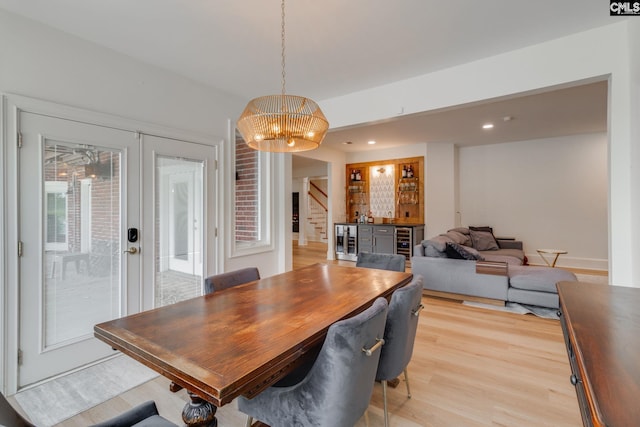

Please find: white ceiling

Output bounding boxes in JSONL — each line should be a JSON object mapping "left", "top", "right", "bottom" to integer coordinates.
{"left": 323, "top": 80, "right": 608, "bottom": 152}
{"left": 0, "top": 0, "right": 614, "bottom": 152}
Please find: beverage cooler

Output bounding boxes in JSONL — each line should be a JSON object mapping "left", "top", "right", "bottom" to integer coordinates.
{"left": 395, "top": 227, "right": 412, "bottom": 260}
{"left": 335, "top": 224, "right": 358, "bottom": 261}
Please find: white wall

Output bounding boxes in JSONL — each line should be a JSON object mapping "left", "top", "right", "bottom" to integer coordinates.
{"left": 425, "top": 143, "right": 457, "bottom": 238}
{"left": 292, "top": 159, "right": 328, "bottom": 178}
{"left": 0, "top": 10, "right": 242, "bottom": 137}
{"left": 458, "top": 134, "right": 608, "bottom": 270}
{"left": 321, "top": 22, "right": 636, "bottom": 286}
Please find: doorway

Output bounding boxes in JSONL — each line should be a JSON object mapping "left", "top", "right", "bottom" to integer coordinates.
{"left": 291, "top": 156, "right": 330, "bottom": 267}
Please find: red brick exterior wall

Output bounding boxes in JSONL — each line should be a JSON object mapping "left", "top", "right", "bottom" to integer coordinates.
{"left": 235, "top": 136, "right": 259, "bottom": 242}
{"left": 89, "top": 152, "right": 120, "bottom": 243}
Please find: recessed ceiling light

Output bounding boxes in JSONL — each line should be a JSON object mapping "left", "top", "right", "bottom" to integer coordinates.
{"left": 482, "top": 123, "right": 494, "bottom": 129}
{"left": 368, "top": 140, "right": 376, "bottom": 145}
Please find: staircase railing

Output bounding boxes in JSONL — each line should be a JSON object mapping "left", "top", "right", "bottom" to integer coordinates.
{"left": 307, "top": 181, "right": 328, "bottom": 241}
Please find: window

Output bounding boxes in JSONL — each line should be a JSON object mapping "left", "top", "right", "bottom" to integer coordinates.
{"left": 231, "top": 130, "right": 272, "bottom": 255}
{"left": 45, "top": 181, "right": 69, "bottom": 251}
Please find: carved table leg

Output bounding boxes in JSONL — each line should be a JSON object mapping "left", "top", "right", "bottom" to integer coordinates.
{"left": 182, "top": 391, "right": 217, "bottom": 427}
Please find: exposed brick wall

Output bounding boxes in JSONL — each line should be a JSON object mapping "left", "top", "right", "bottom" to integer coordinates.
{"left": 89, "top": 152, "right": 120, "bottom": 244}
{"left": 235, "top": 136, "right": 259, "bottom": 242}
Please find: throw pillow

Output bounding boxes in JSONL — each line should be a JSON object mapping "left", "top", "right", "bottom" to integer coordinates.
{"left": 445, "top": 242, "right": 485, "bottom": 260}
{"left": 443, "top": 230, "right": 471, "bottom": 246}
{"left": 422, "top": 235, "right": 452, "bottom": 252}
{"left": 425, "top": 244, "right": 448, "bottom": 258}
{"left": 469, "top": 229, "right": 499, "bottom": 251}
{"left": 447, "top": 227, "right": 470, "bottom": 235}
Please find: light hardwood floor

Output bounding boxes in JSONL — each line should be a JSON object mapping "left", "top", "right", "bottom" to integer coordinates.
{"left": 52, "top": 241, "right": 582, "bottom": 426}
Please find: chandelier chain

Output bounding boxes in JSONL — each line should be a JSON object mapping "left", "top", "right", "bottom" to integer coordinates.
{"left": 281, "top": 0, "right": 286, "bottom": 97}
{"left": 236, "top": 0, "right": 329, "bottom": 152}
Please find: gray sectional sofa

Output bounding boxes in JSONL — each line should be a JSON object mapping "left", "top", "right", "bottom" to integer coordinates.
{"left": 411, "top": 227, "right": 577, "bottom": 309}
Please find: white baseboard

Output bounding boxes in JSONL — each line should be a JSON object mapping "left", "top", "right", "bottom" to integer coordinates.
{"left": 526, "top": 253, "right": 608, "bottom": 271}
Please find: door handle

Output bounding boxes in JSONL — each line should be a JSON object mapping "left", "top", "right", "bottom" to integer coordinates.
{"left": 123, "top": 246, "right": 139, "bottom": 254}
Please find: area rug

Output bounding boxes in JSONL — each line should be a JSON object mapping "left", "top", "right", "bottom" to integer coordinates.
{"left": 463, "top": 301, "right": 559, "bottom": 319}
{"left": 14, "top": 355, "right": 158, "bottom": 427}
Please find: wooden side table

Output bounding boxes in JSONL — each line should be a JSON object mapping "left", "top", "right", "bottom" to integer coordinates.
{"left": 536, "top": 248, "right": 567, "bottom": 267}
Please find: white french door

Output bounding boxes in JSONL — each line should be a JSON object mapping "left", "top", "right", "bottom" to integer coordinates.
{"left": 140, "top": 134, "right": 214, "bottom": 309}
{"left": 18, "top": 111, "right": 140, "bottom": 387}
{"left": 16, "top": 112, "right": 216, "bottom": 388}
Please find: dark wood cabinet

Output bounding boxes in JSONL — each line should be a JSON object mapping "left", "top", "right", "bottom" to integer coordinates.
{"left": 557, "top": 281, "right": 640, "bottom": 427}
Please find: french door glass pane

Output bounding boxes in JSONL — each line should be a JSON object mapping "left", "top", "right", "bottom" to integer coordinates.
{"left": 43, "top": 141, "right": 121, "bottom": 348}
{"left": 45, "top": 181, "right": 68, "bottom": 250}
{"left": 154, "top": 155, "right": 204, "bottom": 307}
{"left": 173, "top": 182, "right": 189, "bottom": 261}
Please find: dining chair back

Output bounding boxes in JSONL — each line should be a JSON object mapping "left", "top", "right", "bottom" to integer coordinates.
{"left": 169, "top": 267, "right": 261, "bottom": 394}
{"left": 356, "top": 252, "right": 406, "bottom": 272}
{"left": 376, "top": 275, "right": 424, "bottom": 427}
{"left": 90, "top": 400, "right": 177, "bottom": 427}
{"left": 204, "top": 267, "right": 260, "bottom": 294}
{"left": 237, "top": 297, "right": 389, "bottom": 427}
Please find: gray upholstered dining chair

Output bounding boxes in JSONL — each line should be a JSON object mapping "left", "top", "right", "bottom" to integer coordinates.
{"left": 204, "top": 267, "right": 260, "bottom": 294}
{"left": 356, "top": 252, "right": 406, "bottom": 272}
{"left": 375, "top": 275, "right": 424, "bottom": 427}
{"left": 0, "top": 394, "right": 176, "bottom": 427}
{"left": 90, "top": 400, "right": 177, "bottom": 427}
{"left": 172, "top": 268, "right": 262, "bottom": 395}
{"left": 0, "top": 392, "right": 34, "bottom": 427}
{"left": 237, "top": 297, "right": 389, "bottom": 427}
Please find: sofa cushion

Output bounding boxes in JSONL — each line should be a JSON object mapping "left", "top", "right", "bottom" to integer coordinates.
{"left": 469, "top": 229, "right": 499, "bottom": 251}
{"left": 509, "top": 266, "right": 577, "bottom": 293}
{"left": 445, "top": 242, "right": 484, "bottom": 260}
{"left": 481, "top": 249, "right": 525, "bottom": 265}
{"left": 507, "top": 287, "right": 560, "bottom": 309}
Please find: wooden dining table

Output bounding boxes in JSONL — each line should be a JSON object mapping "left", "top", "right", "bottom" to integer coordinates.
{"left": 94, "top": 263, "right": 413, "bottom": 426}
